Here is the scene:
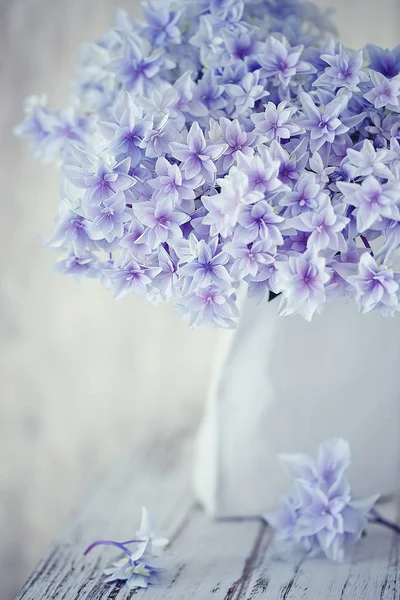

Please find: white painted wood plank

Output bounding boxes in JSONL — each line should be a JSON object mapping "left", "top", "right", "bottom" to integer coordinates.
{"left": 14, "top": 434, "right": 264, "bottom": 600}
{"left": 240, "top": 501, "right": 400, "bottom": 599}
{"left": 14, "top": 426, "right": 400, "bottom": 600}
{"left": 139, "top": 511, "right": 262, "bottom": 600}
{"left": 15, "top": 434, "right": 194, "bottom": 600}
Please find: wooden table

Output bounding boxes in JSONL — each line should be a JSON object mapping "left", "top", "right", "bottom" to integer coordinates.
{"left": 15, "top": 434, "right": 400, "bottom": 599}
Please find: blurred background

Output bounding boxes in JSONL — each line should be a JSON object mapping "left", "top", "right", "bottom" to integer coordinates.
{"left": 1, "top": 0, "right": 399, "bottom": 597}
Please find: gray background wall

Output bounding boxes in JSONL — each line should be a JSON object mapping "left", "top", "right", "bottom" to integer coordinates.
{"left": 1, "top": 1, "right": 399, "bottom": 598}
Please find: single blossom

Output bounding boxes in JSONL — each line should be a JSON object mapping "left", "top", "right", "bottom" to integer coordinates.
{"left": 347, "top": 252, "right": 399, "bottom": 314}
{"left": 222, "top": 28, "right": 263, "bottom": 63}
{"left": 280, "top": 172, "right": 323, "bottom": 216}
{"left": 315, "top": 45, "right": 368, "bottom": 92}
{"left": 141, "top": 2, "right": 182, "bottom": 47}
{"left": 276, "top": 250, "right": 330, "bottom": 321}
{"left": 109, "top": 37, "right": 164, "bottom": 93}
{"left": 85, "top": 192, "right": 132, "bottom": 243}
{"left": 134, "top": 196, "right": 190, "bottom": 249}
{"left": 85, "top": 507, "right": 169, "bottom": 590}
{"left": 346, "top": 139, "right": 393, "bottom": 179}
{"left": 236, "top": 149, "right": 283, "bottom": 194}
{"left": 251, "top": 101, "right": 303, "bottom": 143}
{"left": 288, "top": 196, "right": 349, "bottom": 252}
{"left": 225, "top": 70, "right": 268, "bottom": 117}
{"left": 258, "top": 36, "right": 315, "bottom": 87}
{"left": 98, "top": 92, "right": 152, "bottom": 167}
{"left": 180, "top": 239, "right": 231, "bottom": 288}
{"left": 364, "top": 70, "right": 400, "bottom": 111}
{"left": 185, "top": 285, "right": 239, "bottom": 328}
{"left": 338, "top": 177, "right": 400, "bottom": 232}
{"left": 236, "top": 201, "right": 284, "bottom": 247}
{"left": 49, "top": 201, "right": 92, "bottom": 256}
{"left": 148, "top": 157, "right": 202, "bottom": 205}
{"left": 367, "top": 43, "right": 400, "bottom": 78}
{"left": 64, "top": 156, "right": 136, "bottom": 207}
{"left": 107, "top": 260, "right": 159, "bottom": 298}
{"left": 225, "top": 239, "right": 274, "bottom": 279}
{"left": 298, "top": 90, "right": 356, "bottom": 152}
{"left": 55, "top": 250, "right": 96, "bottom": 281}
{"left": 218, "top": 117, "right": 256, "bottom": 171}
{"left": 170, "top": 122, "right": 227, "bottom": 184}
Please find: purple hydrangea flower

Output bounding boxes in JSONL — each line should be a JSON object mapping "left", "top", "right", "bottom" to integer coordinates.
{"left": 288, "top": 196, "right": 349, "bottom": 252}
{"left": 347, "top": 252, "right": 399, "bottom": 314}
{"left": 364, "top": 70, "right": 400, "bottom": 111}
{"left": 85, "top": 507, "right": 169, "bottom": 590}
{"left": 263, "top": 439, "right": 380, "bottom": 562}
{"left": 85, "top": 192, "right": 132, "bottom": 243}
{"left": 280, "top": 172, "right": 322, "bottom": 216}
{"left": 225, "top": 70, "right": 268, "bottom": 117}
{"left": 225, "top": 239, "right": 274, "bottom": 279}
{"left": 346, "top": 139, "right": 393, "bottom": 179}
{"left": 170, "top": 121, "right": 227, "bottom": 184}
{"left": 258, "top": 36, "right": 315, "bottom": 87}
{"left": 185, "top": 285, "right": 238, "bottom": 327}
{"left": 141, "top": 2, "right": 182, "bottom": 47}
{"left": 252, "top": 101, "right": 303, "bottom": 143}
{"left": 109, "top": 37, "right": 164, "bottom": 94}
{"left": 315, "top": 45, "right": 368, "bottom": 92}
{"left": 236, "top": 148, "right": 283, "bottom": 193}
{"left": 222, "top": 28, "right": 263, "bottom": 63}
{"left": 49, "top": 201, "right": 92, "bottom": 256}
{"left": 181, "top": 238, "right": 231, "bottom": 288}
{"left": 15, "top": 0, "right": 400, "bottom": 324}
{"left": 134, "top": 196, "right": 190, "bottom": 249}
{"left": 367, "top": 44, "right": 400, "bottom": 78}
{"left": 236, "top": 201, "right": 284, "bottom": 248}
{"left": 276, "top": 250, "right": 330, "bottom": 321}
{"left": 189, "top": 16, "right": 224, "bottom": 68}
{"left": 64, "top": 155, "right": 136, "bottom": 207}
{"left": 98, "top": 92, "right": 152, "bottom": 167}
{"left": 55, "top": 250, "right": 96, "bottom": 281}
{"left": 107, "top": 260, "right": 157, "bottom": 298}
{"left": 148, "top": 157, "right": 201, "bottom": 206}
{"left": 218, "top": 117, "right": 256, "bottom": 171}
{"left": 298, "top": 90, "right": 354, "bottom": 152}
{"left": 338, "top": 177, "right": 400, "bottom": 232}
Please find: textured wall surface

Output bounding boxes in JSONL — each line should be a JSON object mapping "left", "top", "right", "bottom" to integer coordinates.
{"left": 1, "top": 1, "right": 399, "bottom": 598}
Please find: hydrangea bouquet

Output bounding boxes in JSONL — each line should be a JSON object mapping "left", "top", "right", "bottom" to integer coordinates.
{"left": 15, "top": 0, "right": 400, "bottom": 325}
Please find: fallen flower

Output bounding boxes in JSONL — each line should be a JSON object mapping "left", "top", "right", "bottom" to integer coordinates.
{"left": 85, "top": 507, "right": 169, "bottom": 590}
{"left": 263, "top": 439, "right": 400, "bottom": 562}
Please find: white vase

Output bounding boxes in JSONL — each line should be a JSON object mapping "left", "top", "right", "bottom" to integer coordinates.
{"left": 193, "top": 295, "right": 400, "bottom": 517}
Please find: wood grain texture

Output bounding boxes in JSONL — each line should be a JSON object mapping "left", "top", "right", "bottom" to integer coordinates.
{"left": 15, "top": 434, "right": 400, "bottom": 599}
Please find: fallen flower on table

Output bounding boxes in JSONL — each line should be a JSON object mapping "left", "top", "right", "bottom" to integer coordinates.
{"left": 263, "top": 438, "right": 400, "bottom": 563}
{"left": 84, "top": 506, "right": 170, "bottom": 590}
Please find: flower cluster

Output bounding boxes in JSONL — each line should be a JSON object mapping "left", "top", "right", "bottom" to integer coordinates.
{"left": 15, "top": 0, "right": 400, "bottom": 325}
{"left": 263, "top": 439, "right": 379, "bottom": 562}
{"left": 84, "top": 507, "right": 169, "bottom": 590}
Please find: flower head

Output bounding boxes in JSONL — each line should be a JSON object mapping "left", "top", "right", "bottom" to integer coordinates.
{"left": 276, "top": 250, "right": 329, "bottom": 321}
{"left": 364, "top": 71, "right": 400, "bottom": 110}
{"left": 316, "top": 45, "right": 368, "bottom": 92}
{"left": 258, "top": 36, "right": 315, "bottom": 87}
{"left": 348, "top": 252, "right": 399, "bottom": 314}
{"left": 85, "top": 507, "right": 169, "bottom": 590}
{"left": 15, "top": 0, "right": 400, "bottom": 325}
{"left": 170, "top": 122, "right": 227, "bottom": 184}
{"left": 252, "top": 101, "right": 303, "bottom": 143}
{"left": 264, "top": 439, "right": 380, "bottom": 563}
